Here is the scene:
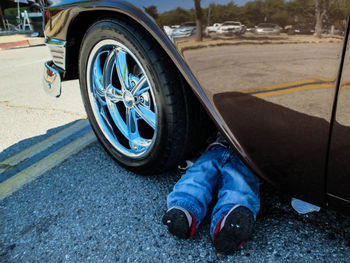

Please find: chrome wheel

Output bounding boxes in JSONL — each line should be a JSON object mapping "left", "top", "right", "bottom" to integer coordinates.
{"left": 86, "top": 39, "right": 157, "bottom": 158}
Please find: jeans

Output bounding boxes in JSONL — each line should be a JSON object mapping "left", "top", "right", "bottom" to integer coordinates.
{"left": 167, "top": 145, "right": 260, "bottom": 239}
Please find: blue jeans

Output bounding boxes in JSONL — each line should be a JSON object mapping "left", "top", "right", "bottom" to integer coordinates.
{"left": 167, "top": 145, "right": 260, "bottom": 239}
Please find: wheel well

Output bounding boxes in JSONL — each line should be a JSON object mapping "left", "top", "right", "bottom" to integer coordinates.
{"left": 66, "top": 10, "right": 169, "bottom": 81}
{"left": 65, "top": 11, "right": 122, "bottom": 80}
{"left": 65, "top": 10, "right": 216, "bottom": 145}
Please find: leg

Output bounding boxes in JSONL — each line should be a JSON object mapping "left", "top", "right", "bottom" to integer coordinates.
{"left": 211, "top": 151, "right": 260, "bottom": 252}
{"left": 164, "top": 146, "right": 231, "bottom": 237}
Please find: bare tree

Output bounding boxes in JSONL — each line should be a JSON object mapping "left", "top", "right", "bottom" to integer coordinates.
{"left": 194, "top": 0, "right": 203, "bottom": 42}
{"left": 315, "top": 0, "right": 329, "bottom": 38}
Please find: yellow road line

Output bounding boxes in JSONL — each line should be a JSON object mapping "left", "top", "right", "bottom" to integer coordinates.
{"left": 254, "top": 83, "right": 333, "bottom": 98}
{"left": 239, "top": 78, "right": 350, "bottom": 99}
{"left": 0, "top": 131, "right": 97, "bottom": 200}
{"left": 0, "top": 119, "right": 90, "bottom": 174}
{"left": 238, "top": 78, "right": 334, "bottom": 94}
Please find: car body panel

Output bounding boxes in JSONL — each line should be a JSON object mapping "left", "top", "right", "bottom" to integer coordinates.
{"left": 40, "top": 0, "right": 350, "bottom": 211}
{"left": 328, "top": 29, "right": 350, "bottom": 214}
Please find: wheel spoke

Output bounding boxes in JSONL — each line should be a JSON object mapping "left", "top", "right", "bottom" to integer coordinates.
{"left": 126, "top": 108, "right": 152, "bottom": 149}
{"left": 134, "top": 104, "right": 156, "bottom": 130}
{"left": 93, "top": 52, "right": 105, "bottom": 97}
{"left": 99, "top": 106, "right": 114, "bottom": 133}
{"left": 102, "top": 48, "right": 117, "bottom": 87}
{"left": 126, "top": 108, "right": 139, "bottom": 140}
{"left": 132, "top": 75, "right": 149, "bottom": 96}
{"left": 105, "top": 84, "right": 122, "bottom": 103}
{"left": 106, "top": 101, "right": 129, "bottom": 140}
{"left": 115, "top": 50, "right": 129, "bottom": 91}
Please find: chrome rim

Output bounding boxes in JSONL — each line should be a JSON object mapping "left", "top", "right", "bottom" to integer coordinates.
{"left": 87, "top": 39, "right": 158, "bottom": 158}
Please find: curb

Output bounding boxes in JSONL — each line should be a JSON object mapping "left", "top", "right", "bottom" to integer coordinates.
{"left": 0, "top": 38, "right": 45, "bottom": 51}
{"left": 0, "top": 40, "right": 29, "bottom": 50}
{"left": 176, "top": 36, "right": 343, "bottom": 53}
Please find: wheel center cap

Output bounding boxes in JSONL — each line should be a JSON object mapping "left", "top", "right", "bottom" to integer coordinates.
{"left": 123, "top": 90, "right": 135, "bottom": 108}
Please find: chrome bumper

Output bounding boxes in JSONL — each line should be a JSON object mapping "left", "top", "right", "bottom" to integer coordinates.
{"left": 43, "top": 61, "right": 62, "bottom": 97}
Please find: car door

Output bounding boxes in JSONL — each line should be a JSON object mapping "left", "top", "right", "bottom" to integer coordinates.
{"left": 327, "top": 25, "right": 350, "bottom": 215}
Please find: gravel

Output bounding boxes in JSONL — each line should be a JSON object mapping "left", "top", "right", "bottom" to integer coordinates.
{"left": 1, "top": 142, "right": 349, "bottom": 263}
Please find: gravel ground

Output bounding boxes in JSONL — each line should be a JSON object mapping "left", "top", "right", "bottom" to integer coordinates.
{"left": 1, "top": 142, "right": 349, "bottom": 263}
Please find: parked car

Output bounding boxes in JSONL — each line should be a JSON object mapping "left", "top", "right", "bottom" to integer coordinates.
{"left": 255, "top": 23, "right": 281, "bottom": 35}
{"left": 206, "top": 23, "right": 222, "bottom": 33}
{"left": 286, "top": 24, "right": 315, "bottom": 35}
{"left": 171, "top": 21, "right": 196, "bottom": 39}
{"left": 42, "top": 0, "right": 350, "bottom": 216}
{"left": 322, "top": 27, "right": 344, "bottom": 36}
{"left": 217, "top": 21, "right": 245, "bottom": 35}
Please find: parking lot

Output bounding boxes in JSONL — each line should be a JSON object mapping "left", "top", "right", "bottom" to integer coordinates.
{"left": 0, "top": 45, "right": 349, "bottom": 262}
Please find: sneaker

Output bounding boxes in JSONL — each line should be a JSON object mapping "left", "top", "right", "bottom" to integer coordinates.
{"left": 162, "top": 206, "right": 196, "bottom": 239}
{"left": 213, "top": 205, "right": 255, "bottom": 254}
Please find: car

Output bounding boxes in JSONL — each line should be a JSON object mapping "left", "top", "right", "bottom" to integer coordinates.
{"left": 163, "top": 25, "right": 179, "bottom": 38}
{"left": 170, "top": 21, "right": 196, "bottom": 39}
{"left": 42, "top": 0, "right": 350, "bottom": 216}
{"left": 323, "top": 27, "right": 344, "bottom": 36}
{"left": 286, "top": 24, "right": 315, "bottom": 35}
{"left": 206, "top": 23, "right": 222, "bottom": 33}
{"left": 217, "top": 21, "right": 245, "bottom": 35}
{"left": 255, "top": 23, "right": 281, "bottom": 35}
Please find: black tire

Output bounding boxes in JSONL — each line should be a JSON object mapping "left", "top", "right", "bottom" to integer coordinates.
{"left": 79, "top": 19, "right": 203, "bottom": 174}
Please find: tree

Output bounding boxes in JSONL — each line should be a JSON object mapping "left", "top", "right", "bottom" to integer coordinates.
{"left": 314, "top": 0, "right": 329, "bottom": 38}
{"left": 262, "top": 0, "right": 290, "bottom": 27}
{"left": 242, "top": 0, "right": 265, "bottom": 27}
{"left": 145, "top": 5, "right": 158, "bottom": 20}
{"left": 286, "top": 0, "right": 314, "bottom": 25}
{"left": 194, "top": 0, "right": 203, "bottom": 42}
{"left": 156, "top": 7, "right": 193, "bottom": 27}
{"left": 327, "top": 0, "right": 350, "bottom": 29}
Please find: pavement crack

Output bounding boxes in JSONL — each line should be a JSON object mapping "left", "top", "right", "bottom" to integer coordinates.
{"left": 0, "top": 101, "right": 86, "bottom": 118}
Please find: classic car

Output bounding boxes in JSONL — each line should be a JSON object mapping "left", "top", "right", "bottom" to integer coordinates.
{"left": 41, "top": 0, "right": 350, "bottom": 216}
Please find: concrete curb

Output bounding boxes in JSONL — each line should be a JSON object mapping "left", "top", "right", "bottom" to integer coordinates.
{"left": 0, "top": 37, "right": 44, "bottom": 51}
{"left": 176, "top": 36, "right": 343, "bottom": 53}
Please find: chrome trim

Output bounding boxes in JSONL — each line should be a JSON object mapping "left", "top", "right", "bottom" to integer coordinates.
{"left": 43, "top": 61, "right": 62, "bottom": 97}
{"left": 45, "top": 37, "right": 66, "bottom": 71}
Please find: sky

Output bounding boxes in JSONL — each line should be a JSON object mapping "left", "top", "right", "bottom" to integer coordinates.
{"left": 141, "top": 0, "right": 252, "bottom": 13}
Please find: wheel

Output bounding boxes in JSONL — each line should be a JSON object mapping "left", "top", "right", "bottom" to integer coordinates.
{"left": 79, "top": 19, "right": 203, "bottom": 174}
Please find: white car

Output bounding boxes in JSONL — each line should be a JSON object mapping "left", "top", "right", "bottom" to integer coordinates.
{"left": 217, "top": 21, "right": 245, "bottom": 35}
{"left": 171, "top": 22, "right": 197, "bottom": 39}
{"left": 207, "top": 23, "right": 222, "bottom": 33}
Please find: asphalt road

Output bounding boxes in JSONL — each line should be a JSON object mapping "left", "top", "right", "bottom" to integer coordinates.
{"left": 0, "top": 45, "right": 350, "bottom": 263}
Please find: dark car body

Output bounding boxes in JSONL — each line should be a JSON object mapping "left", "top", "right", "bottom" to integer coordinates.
{"left": 287, "top": 24, "right": 315, "bottom": 35}
{"left": 40, "top": 0, "right": 350, "bottom": 216}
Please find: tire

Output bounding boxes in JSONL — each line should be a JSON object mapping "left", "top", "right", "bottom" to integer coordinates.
{"left": 79, "top": 19, "right": 202, "bottom": 174}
